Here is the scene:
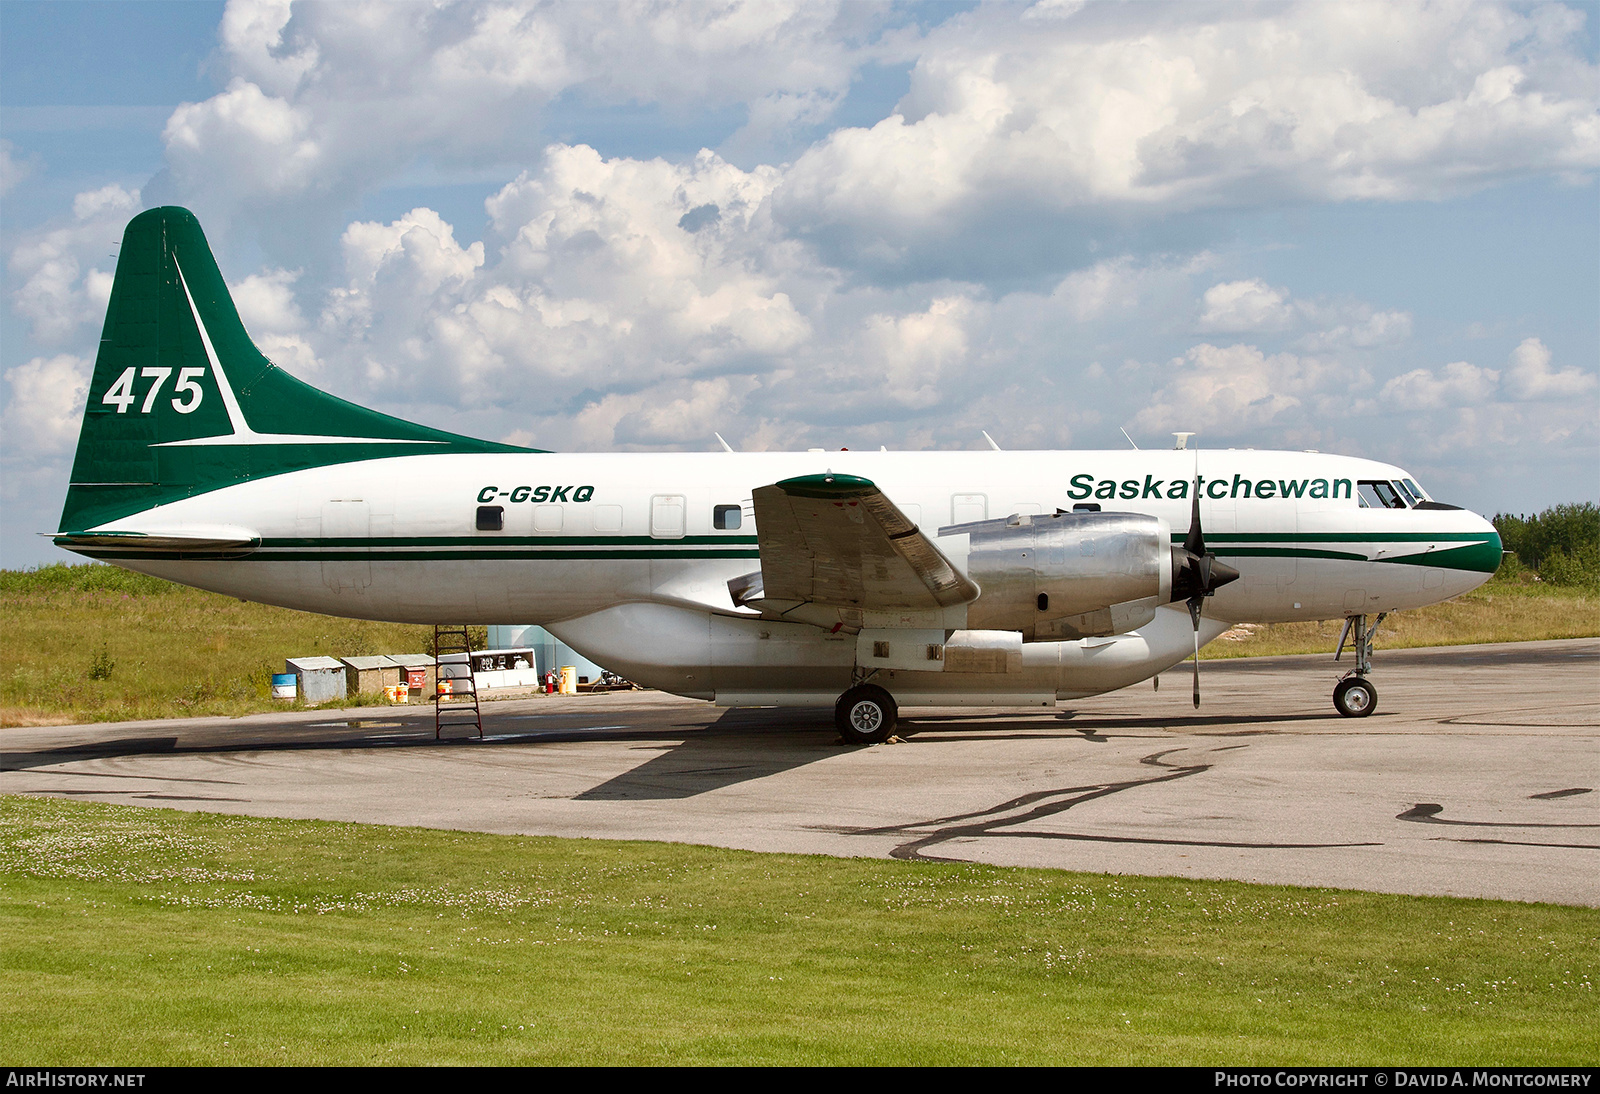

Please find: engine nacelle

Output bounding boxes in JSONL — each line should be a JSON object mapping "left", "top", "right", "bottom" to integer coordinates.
{"left": 958, "top": 511, "right": 1174, "bottom": 640}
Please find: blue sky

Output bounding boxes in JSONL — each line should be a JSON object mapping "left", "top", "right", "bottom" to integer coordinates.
{"left": 3, "top": 0, "right": 1596, "bottom": 567}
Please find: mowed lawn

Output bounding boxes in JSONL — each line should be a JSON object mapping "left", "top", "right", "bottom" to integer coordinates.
{"left": 1, "top": 797, "right": 1594, "bottom": 1066}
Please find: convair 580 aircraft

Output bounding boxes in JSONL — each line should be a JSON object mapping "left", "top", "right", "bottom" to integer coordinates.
{"left": 55, "top": 208, "right": 1502, "bottom": 741}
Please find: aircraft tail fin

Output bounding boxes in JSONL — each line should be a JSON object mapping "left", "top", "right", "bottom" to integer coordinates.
{"left": 59, "top": 206, "right": 525, "bottom": 534}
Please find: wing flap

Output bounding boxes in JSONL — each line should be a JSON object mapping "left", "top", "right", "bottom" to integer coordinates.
{"left": 752, "top": 474, "right": 977, "bottom": 612}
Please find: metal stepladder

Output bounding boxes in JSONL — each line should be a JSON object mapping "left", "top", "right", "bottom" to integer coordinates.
{"left": 433, "top": 624, "right": 483, "bottom": 739}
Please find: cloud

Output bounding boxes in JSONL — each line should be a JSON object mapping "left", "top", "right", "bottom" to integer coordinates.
{"left": 309, "top": 146, "right": 812, "bottom": 413}
{"left": 1, "top": 140, "right": 37, "bottom": 198}
{"left": 1379, "top": 337, "right": 1595, "bottom": 411}
{"left": 159, "top": 0, "right": 873, "bottom": 221}
{"left": 1500, "top": 336, "right": 1596, "bottom": 401}
{"left": 853, "top": 295, "right": 977, "bottom": 410}
{"left": 1380, "top": 360, "right": 1502, "bottom": 410}
{"left": 1198, "top": 279, "right": 1293, "bottom": 332}
{"left": 232, "top": 267, "right": 322, "bottom": 375}
{"left": 774, "top": 2, "right": 1600, "bottom": 269}
{"left": 1132, "top": 342, "right": 1357, "bottom": 437}
{"left": 1196, "top": 277, "right": 1413, "bottom": 352}
{"left": 8, "top": 184, "right": 140, "bottom": 345}
{"left": 1, "top": 354, "right": 90, "bottom": 455}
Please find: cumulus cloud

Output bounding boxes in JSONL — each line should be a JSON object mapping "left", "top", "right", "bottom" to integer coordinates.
{"left": 775, "top": 2, "right": 1600, "bottom": 269}
{"left": 160, "top": 0, "right": 870, "bottom": 220}
{"left": 1198, "top": 279, "right": 1294, "bottom": 332}
{"left": 309, "top": 146, "right": 812, "bottom": 416}
{"left": 1196, "top": 277, "right": 1412, "bottom": 352}
{"left": 1380, "top": 360, "right": 1501, "bottom": 410}
{"left": 1, "top": 354, "right": 90, "bottom": 454}
{"left": 854, "top": 295, "right": 977, "bottom": 410}
{"left": 1500, "top": 336, "right": 1596, "bottom": 400}
{"left": 1132, "top": 342, "right": 1358, "bottom": 436}
{"left": 1379, "top": 337, "right": 1595, "bottom": 411}
{"left": 233, "top": 267, "right": 322, "bottom": 375}
{"left": 8, "top": 184, "right": 139, "bottom": 344}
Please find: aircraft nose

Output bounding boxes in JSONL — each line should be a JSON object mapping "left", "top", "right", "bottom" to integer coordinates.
{"left": 1479, "top": 514, "right": 1504, "bottom": 569}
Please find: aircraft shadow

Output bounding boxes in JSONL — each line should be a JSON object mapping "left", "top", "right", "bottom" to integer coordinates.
{"left": 573, "top": 707, "right": 841, "bottom": 800}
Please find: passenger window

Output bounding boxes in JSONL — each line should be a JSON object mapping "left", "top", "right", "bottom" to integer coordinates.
{"left": 476, "top": 506, "right": 504, "bottom": 531}
{"left": 714, "top": 504, "right": 742, "bottom": 530}
{"left": 592, "top": 504, "right": 623, "bottom": 532}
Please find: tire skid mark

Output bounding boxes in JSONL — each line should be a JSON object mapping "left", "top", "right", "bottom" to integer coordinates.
{"left": 823, "top": 746, "right": 1375, "bottom": 862}
{"left": 1429, "top": 837, "right": 1600, "bottom": 850}
{"left": 1398, "top": 803, "right": 1600, "bottom": 829}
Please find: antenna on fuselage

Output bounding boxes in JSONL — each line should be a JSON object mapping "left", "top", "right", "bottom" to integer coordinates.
{"left": 1172, "top": 432, "right": 1195, "bottom": 450}
{"left": 1120, "top": 428, "right": 1140, "bottom": 450}
{"left": 714, "top": 433, "right": 734, "bottom": 453}
{"left": 982, "top": 431, "right": 1002, "bottom": 451}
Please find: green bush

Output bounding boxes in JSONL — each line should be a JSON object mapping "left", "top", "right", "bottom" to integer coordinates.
{"left": 1493, "top": 502, "right": 1599, "bottom": 587}
{"left": 0, "top": 562, "right": 181, "bottom": 596}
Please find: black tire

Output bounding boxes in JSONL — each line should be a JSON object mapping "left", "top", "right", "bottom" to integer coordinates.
{"left": 1333, "top": 676, "right": 1377, "bottom": 718}
{"left": 835, "top": 685, "right": 898, "bottom": 744}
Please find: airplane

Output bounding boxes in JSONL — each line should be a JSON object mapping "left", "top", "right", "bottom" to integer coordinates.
{"left": 51, "top": 207, "right": 1504, "bottom": 742}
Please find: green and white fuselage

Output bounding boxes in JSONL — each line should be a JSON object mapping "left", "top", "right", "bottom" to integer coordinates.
{"left": 55, "top": 208, "right": 1501, "bottom": 709}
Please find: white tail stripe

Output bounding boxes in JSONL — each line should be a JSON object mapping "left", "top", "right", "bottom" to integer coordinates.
{"left": 153, "top": 256, "right": 435, "bottom": 448}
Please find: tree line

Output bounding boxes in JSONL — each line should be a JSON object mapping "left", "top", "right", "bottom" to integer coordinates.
{"left": 1492, "top": 502, "right": 1599, "bottom": 587}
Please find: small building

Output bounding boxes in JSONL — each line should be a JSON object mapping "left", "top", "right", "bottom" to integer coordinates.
{"left": 342, "top": 655, "right": 401, "bottom": 695}
{"left": 285, "top": 656, "right": 346, "bottom": 703}
{"left": 387, "top": 653, "right": 436, "bottom": 695}
{"left": 467, "top": 648, "right": 542, "bottom": 689}
{"left": 488, "top": 624, "right": 606, "bottom": 683}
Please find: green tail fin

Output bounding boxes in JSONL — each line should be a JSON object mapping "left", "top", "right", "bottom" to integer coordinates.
{"left": 59, "top": 206, "right": 528, "bottom": 532}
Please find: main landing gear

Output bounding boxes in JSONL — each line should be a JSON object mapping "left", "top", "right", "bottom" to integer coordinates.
{"left": 1333, "top": 612, "right": 1388, "bottom": 718}
{"left": 835, "top": 683, "right": 898, "bottom": 745}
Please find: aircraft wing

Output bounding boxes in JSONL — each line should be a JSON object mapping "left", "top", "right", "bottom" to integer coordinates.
{"left": 749, "top": 473, "right": 978, "bottom": 611}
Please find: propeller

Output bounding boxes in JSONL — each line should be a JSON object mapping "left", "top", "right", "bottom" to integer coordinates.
{"left": 1169, "top": 457, "right": 1241, "bottom": 707}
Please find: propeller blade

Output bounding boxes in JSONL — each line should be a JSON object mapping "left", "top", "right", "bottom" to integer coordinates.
{"left": 1184, "top": 473, "right": 1205, "bottom": 556}
{"left": 1187, "top": 596, "right": 1202, "bottom": 708}
{"left": 1191, "top": 613, "right": 1201, "bottom": 708}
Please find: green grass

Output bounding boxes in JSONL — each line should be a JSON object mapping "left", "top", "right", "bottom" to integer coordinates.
{"left": 1, "top": 796, "right": 1594, "bottom": 1065}
{"left": 1205, "top": 575, "right": 1600, "bottom": 659}
{"left": 3, "top": 563, "right": 1597, "bottom": 724}
{"left": 1, "top": 564, "right": 434, "bottom": 725}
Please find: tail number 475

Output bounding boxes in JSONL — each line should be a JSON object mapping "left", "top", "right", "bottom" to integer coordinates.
{"left": 101, "top": 367, "right": 206, "bottom": 414}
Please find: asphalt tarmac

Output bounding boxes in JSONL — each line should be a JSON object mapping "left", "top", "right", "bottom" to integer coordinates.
{"left": 4, "top": 638, "right": 1596, "bottom": 906}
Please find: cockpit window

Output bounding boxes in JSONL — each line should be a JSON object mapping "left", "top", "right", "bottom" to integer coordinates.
{"left": 1358, "top": 480, "right": 1408, "bottom": 509}
{"left": 1402, "top": 478, "right": 1427, "bottom": 502}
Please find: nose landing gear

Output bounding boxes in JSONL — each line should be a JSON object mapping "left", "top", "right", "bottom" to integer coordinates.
{"left": 1333, "top": 612, "right": 1388, "bottom": 717}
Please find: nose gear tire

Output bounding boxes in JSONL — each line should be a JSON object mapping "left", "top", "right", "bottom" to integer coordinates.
{"left": 1333, "top": 676, "right": 1377, "bottom": 718}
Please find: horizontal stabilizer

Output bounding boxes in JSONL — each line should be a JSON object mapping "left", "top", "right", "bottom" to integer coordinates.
{"left": 52, "top": 525, "right": 259, "bottom": 559}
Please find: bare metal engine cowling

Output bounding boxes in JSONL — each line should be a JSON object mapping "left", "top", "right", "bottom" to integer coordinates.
{"left": 957, "top": 511, "right": 1174, "bottom": 640}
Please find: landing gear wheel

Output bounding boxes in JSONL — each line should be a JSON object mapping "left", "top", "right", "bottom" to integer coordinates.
{"left": 1333, "top": 675, "right": 1377, "bottom": 718}
{"left": 835, "top": 685, "right": 898, "bottom": 745}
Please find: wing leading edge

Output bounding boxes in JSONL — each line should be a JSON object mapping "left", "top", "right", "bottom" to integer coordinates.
{"left": 742, "top": 473, "right": 978, "bottom": 613}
